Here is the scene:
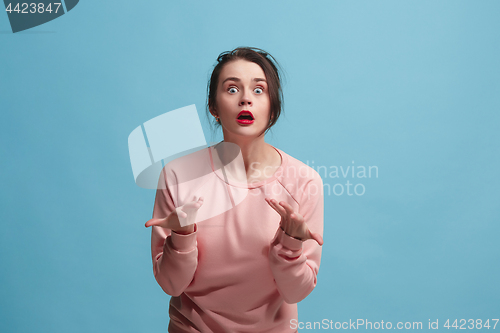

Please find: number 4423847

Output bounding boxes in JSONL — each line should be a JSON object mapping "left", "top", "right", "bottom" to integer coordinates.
{"left": 5, "top": 3, "right": 62, "bottom": 14}
{"left": 444, "top": 319, "right": 499, "bottom": 330}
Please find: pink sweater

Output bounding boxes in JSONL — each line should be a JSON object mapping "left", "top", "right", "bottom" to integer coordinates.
{"left": 150, "top": 145, "right": 324, "bottom": 332}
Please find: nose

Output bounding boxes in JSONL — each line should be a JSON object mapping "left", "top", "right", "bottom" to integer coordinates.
{"left": 238, "top": 90, "right": 252, "bottom": 106}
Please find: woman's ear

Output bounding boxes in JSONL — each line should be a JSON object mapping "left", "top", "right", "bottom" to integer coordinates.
{"left": 208, "top": 101, "right": 217, "bottom": 117}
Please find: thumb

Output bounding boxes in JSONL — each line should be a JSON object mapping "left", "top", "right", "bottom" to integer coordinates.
{"left": 145, "top": 217, "right": 167, "bottom": 228}
{"left": 308, "top": 230, "right": 324, "bottom": 246}
{"left": 176, "top": 208, "right": 188, "bottom": 219}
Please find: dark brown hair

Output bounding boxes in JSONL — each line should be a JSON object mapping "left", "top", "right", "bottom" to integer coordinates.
{"left": 206, "top": 47, "right": 284, "bottom": 136}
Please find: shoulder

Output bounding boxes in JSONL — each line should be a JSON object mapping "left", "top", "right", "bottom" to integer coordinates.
{"left": 275, "top": 148, "right": 323, "bottom": 201}
{"left": 277, "top": 148, "right": 322, "bottom": 183}
{"left": 160, "top": 147, "right": 212, "bottom": 185}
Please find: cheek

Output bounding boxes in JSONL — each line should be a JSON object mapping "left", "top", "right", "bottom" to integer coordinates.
{"left": 263, "top": 95, "right": 272, "bottom": 113}
{"left": 216, "top": 94, "right": 230, "bottom": 109}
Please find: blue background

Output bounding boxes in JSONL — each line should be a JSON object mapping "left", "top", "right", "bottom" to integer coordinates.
{"left": 1, "top": 0, "right": 499, "bottom": 332}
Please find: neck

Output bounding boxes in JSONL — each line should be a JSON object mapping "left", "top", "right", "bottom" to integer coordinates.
{"left": 220, "top": 132, "right": 273, "bottom": 173}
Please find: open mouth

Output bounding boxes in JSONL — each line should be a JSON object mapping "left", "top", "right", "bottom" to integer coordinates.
{"left": 237, "top": 111, "right": 254, "bottom": 120}
{"left": 236, "top": 111, "right": 255, "bottom": 124}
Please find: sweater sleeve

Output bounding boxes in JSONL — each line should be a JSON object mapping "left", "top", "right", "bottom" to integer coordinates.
{"left": 268, "top": 172, "right": 324, "bottom": 304}
{"left": 150, "top": 168, "right": 198, "bottom": 297}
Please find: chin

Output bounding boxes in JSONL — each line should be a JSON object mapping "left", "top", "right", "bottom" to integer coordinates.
{"left": 226, "top": 127, "right": 266, "bottom": 139}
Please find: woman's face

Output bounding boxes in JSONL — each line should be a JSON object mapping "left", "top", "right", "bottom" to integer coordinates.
{"left": 212, "top": 59, "right": 271, "bottom": 140}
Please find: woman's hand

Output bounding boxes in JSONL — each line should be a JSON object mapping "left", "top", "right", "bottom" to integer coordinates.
{"left": 265, "top": 198, "right": 323, "bottom": 246}
{"left": 145, "top": 197, "right": 204, "bottom": 234}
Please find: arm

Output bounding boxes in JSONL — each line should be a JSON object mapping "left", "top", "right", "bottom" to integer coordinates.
{"left": 268, "top": 174, "right": 324, "bottom": 304}
{"left": 150, "top": 169, "right": 198, "bottom": 297}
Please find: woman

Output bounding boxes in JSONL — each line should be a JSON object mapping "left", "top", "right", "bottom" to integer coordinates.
{"left": 145, "top": 47, "right": 324, "bottom": 332}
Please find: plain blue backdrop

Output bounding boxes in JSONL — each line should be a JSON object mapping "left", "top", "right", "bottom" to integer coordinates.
{"left": 1, "top": 0, "right": 499, "bottom": 332}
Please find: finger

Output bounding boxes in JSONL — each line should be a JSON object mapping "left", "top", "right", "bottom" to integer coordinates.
{"left": 278, "top": 201, "right": 295, "bottom": 216}
{"left": 288, "top": 212, "right": 304, "bottom": 223}
{"left": 308, "top": 230, "right": 324, "bottom": 246}
{"left": 266, "top": 198, "right": 287, "bottom": 217}
{"left": 187, "top": 197, "right": 204, "bottom": 209}
{"left": 192, "top": 196, "right": 204, "bottom": 204}
{"left": 177, "top": 209, "right": 188, "bottom": 219}
{"left": 265, "top": 197, "right": 279, "bottom": 211}
{"left": 271, "top": 199, "right": 287, "bottom": 216}
{"left": 145, "top": 217, "right": 167, "bottom": 228}
{"left": 265, "top": 198, "right": 279, "bottom": 215}
{"left": 195, "top": 196, "right": 204, "bottom": 208}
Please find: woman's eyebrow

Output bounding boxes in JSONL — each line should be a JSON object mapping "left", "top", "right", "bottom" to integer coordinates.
{"left": 222, "top": 77, "right": 267, "bottom": 84}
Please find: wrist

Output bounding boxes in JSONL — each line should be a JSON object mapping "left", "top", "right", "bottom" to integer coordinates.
{"left": 172, "top": 224, "right": 196, "bottom": 235}
{"left": 280, "top": 225, "right": 303, "bottom": 241}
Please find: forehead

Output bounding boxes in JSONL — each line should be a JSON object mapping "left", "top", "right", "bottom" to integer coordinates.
{"left": 219, "top": 59, "right": 266, "bottom": 83}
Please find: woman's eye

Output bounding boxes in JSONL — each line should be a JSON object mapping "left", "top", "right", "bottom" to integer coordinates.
{"left": 254, "top": 87, "right": 263, "bottom": 94}
{"left": 228, "top": 87, "right": 238, "bottom": 94}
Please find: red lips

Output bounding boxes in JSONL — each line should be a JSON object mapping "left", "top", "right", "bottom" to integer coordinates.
{"left": 237, "top": 111, "right": 254, "bottom": 119}
{"left": 236, "top": 110, "right": 254, "bottom": 125}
